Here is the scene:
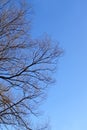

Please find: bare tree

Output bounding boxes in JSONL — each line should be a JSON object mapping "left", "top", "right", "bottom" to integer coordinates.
{"left": 0, "top": 0, "right": 62, "bottom": 130}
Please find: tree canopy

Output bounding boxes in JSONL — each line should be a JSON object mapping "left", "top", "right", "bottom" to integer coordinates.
{"left": 0, "top": 0, "right": 62, "bottom": 129}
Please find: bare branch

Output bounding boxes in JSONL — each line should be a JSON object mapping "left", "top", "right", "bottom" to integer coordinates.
{"left": 0, "top": 0, "right": 63, "bottom": 129}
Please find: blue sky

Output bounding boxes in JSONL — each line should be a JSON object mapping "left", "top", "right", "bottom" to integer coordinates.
{"left": 30, "top": 0, "right": 87, "bottom": 130}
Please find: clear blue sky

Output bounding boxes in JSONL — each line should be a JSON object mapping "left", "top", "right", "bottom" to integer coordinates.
{"left": 30, "top": 0, "right": 87, "bottom": 130}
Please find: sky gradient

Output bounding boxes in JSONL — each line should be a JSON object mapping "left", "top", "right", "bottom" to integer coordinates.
{"left": 31, "top": 0, "right": 87, "bottom": 130}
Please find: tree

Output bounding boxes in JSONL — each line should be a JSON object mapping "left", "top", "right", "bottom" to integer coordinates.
{"left": 0, "top": 0, "right": 62, "bottom": 130}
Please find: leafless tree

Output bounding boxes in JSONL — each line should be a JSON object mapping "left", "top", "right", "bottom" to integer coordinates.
{"left": 0, "top": 0, "right": 62, "bottom": 130}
